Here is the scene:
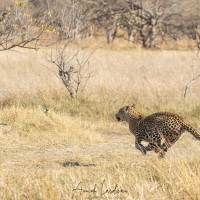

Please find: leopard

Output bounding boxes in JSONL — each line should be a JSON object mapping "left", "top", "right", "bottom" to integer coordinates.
{"left": 115, "top": 104, "right": 200, "bottom": 158}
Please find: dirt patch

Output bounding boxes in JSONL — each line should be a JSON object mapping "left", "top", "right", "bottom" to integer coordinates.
{"left": 1, "top": 125, "right": 200, "bottom": 171}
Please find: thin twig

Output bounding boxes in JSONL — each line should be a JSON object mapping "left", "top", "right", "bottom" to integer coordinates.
{"left": 184, "top": 74, "right": 200, "bottom": 99}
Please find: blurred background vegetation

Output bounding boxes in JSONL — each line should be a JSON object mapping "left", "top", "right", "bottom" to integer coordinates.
{"left": 1, "top": 0, "right": 200, "bottom": 49}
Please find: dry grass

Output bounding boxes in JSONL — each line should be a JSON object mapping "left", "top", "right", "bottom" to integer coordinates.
{"left": 0, "top": 48, "right": 200, "bottom": 199}
{"left": 1, "top": 151, "right": 200, "bottom": 199}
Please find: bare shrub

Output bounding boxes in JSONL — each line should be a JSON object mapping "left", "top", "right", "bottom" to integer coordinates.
{"left": 45, "top": 41, "right": 94, "bottom": 98}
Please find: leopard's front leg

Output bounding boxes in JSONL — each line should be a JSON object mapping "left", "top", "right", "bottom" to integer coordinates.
{"left": 135, "top": 137, "right": 146, "bottom": 154}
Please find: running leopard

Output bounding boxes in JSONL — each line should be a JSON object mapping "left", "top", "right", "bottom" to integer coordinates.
{"left": 115, "top": 104, "right": 200, "bottom": 158}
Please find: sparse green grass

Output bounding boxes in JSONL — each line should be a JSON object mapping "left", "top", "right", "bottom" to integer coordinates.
{"left": 0, "top": 49, "right": 200, "bottom": 199}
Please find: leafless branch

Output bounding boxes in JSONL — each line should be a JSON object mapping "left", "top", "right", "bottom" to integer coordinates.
{"left": 45, "top": 43, "right": 95, "bottom": 98}
{"left": 184, "top": 74, "right": 200, "bottom": 99}
{"left": 44, "top": 10, "right": 95, "bottom": 100}
{"left": 0, "top": 2, "right": 56, "bottom": 51}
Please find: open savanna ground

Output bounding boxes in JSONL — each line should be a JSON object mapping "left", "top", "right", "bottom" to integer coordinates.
{"left": 0, "top": 49, "right": 200, "bottom": 199}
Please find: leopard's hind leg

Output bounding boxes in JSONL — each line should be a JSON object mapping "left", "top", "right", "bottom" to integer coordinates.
{"left": 161, "top": 132, "right": 182, "bottom": 152}
{"left": 145, "top": 141, "right": 166, "bottom": 158}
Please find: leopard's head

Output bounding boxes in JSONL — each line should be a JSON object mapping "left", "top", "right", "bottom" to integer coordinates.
{"left": 115, "top": 106, "right": 129, "bottom": 122}
{"left": 115, "top": 104, "right": 144, "bottom": 122}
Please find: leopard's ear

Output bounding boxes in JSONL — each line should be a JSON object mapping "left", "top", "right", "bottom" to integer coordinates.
{"left": 124, "top": 106, "right": 129, "bottom": 111}
{"left": 132, "top": 103, "right": 136, "bottom": 108}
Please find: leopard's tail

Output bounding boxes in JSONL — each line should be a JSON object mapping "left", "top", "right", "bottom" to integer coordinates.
{"left": 182, "top": 123, "right": 200, "bottom": 140}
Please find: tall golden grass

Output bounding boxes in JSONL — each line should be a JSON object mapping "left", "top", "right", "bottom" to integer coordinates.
{"left": 0, "top": 48, "right": 200, "bottom": 199}
{"left": 1, "top": 48, "right": 200, "bottom": 101}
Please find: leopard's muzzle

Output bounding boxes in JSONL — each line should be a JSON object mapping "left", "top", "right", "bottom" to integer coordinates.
{"left": 115, "top": 116, "right": 121, "bottom": 121}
